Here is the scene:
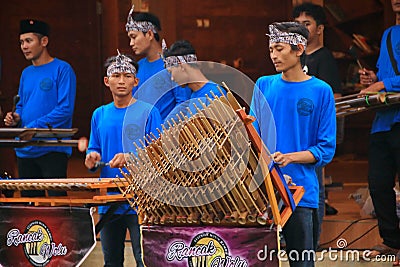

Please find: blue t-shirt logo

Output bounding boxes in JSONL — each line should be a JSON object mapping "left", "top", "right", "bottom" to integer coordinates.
{"left": 395, "top": 42, "right": 400, "bottom": 54}
{"left": 39, "top": 78, "right": 53, "bottom": 91}
{"left": 124, "top": 123, "right": 141, "bottom": 140}
{"left": 297, "top": 98, "right": 314, "bottom": 116}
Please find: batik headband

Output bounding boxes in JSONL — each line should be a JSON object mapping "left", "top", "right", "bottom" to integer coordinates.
{"left": 107, "top": 50, "right": 137, "bottom": 77}
{"left": 161, "top": 39, "right": 198, "bottom": 68}
{"left": 163, "top": 54, "right": 198, "bottom": 69}
{"left": 125, "top": 5, "right": 157, "bottom": 33}
{"left": 267, "top": 23, "right": 307, "bottom": 49}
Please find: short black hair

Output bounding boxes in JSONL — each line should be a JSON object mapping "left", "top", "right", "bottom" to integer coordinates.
{"left": 272, "top": 22, "right": 309, "bottom": 40}
{"left": 163, "top": 40, "right": 196, "bottom": 58}
{"left": 133, "top": 12, "right": 161, "bottom": 41}
{"left": 103, "top": 54, "right": 139, "bottom": 75}
{"left": 292, "top": 2, "right": 327, "bottom": 26}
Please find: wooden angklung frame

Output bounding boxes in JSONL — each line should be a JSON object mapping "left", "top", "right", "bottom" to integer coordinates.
{"left": 116, "top": 83, "right": 304, "bottom": 228}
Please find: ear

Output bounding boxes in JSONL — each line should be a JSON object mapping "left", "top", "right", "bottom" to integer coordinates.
{"left": 41, "top": 36, "right": 49, "bottom": 47}
{"left": 181, "top": 63, "right": 192, "bottom": 72}
{"left": 145, "top": 30, "right": 154, "bottom": 41}
{"left": 104, "top": 76, "right": 110, "bottom": 87}
{"left": 296, "top": 44, "right": 306, "bottom": 57}
{"left": 317, "top": 24, "right": 324, "bottom": 35}
{"left": 133, "top": 77, "right": 139, "bottom": 87}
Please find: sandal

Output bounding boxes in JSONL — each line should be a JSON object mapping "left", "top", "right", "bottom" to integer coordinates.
{"left": 366, "top": 243, "right": 398, "bottom": 258}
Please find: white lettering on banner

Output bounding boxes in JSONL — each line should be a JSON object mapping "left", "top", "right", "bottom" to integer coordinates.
{"left": 6, "top": 228, "right": 44, "bottom": 246}
{"left": 40, "top": 243, "right": 68, "bottom": 258}
{"left": 166, "top": 240, "right": 217, "bottom": 261}
{"left": 211, "top": 255, "right": 249, "bottom": 267}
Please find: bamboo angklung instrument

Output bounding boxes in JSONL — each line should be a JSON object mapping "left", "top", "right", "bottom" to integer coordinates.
{"left": 118, "top": 83, "right": 304, "bottom": 227}
{"left": 335, "top": 92, "right": 400, "bottom": 117}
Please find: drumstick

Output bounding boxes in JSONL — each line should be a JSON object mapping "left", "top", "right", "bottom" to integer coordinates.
{"left": 348, "top": 45, "right": 363, "bottom": 69}
{"left": 78, "top": 137, "right": 109, "bottom": 172}
{"left": 12, "top": 95, "right": 20, "bottom": 114}
{"left": 5, "top": 94, "right": 20, "bottom": 126}
{"left": 89, "top": 160, "right": 109, "bottom": 172}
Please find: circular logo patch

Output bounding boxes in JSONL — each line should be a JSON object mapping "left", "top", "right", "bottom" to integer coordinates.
{"left": 124, "top": 123, "right": 141, "bottom": 140}
{"left": 23, "top": 220, "right": 53, "bottom": 267}
{"left": 297, "top": 98, "right": 314, "bottom": 116}
{"left": 188, "top": 232, "right": 229, "bottom": 267}
{"left": 39, "top": 78, "right": 53, "bottom": 91}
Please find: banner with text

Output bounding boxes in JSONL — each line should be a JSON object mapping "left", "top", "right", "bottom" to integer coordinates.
{"left": 142, "top": 225, "right": 279, "bottom": 267}
{"left": 0, "top": 206, "right": 96, "bottom": 267}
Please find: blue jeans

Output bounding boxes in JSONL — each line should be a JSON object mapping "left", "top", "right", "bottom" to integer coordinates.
{"left": 100, "top": 214, "right": 144, "bottom": 267}
{"left": 283, "top": 207, "right": 318, "bottom": 267}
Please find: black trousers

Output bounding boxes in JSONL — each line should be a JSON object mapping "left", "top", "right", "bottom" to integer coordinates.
{"left": 17, "top": 152, "right": 68, "bottom": 197}
{"left": 368, "top": 123, "right": 400, "bottom": 249}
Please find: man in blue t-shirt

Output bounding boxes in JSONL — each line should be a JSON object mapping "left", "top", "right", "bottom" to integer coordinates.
{"left": 161, "top": 40, "right": 226, "bottom": 120}
{"left": 4, "top": 19, "right": 76, "bottom": 197}
{"left": 125, "top": 6, "right": 190, "bottom": 122}
{"left": 85, "top": 53, "right": 161, "bottom": 267}
{"left": 293, "top": 2, "right": 343, "bottom": 243}
{"left": 250, "top": 22, "right": 336, "bottom": 267}
{"left": 357, "top": 0, "right": 400, "bottom": 258}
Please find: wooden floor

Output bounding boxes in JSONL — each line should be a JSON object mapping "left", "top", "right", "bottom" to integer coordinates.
{"left": 68, "top": 154, "right": 398, "bottom": 266}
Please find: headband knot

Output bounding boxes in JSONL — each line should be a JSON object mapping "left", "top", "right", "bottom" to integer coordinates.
{"left": 125, "top": 5, "right": 157, "bottom": 33}
{"left": 106, "top": 50, "right": 137, "bottom": 77}
{"left": 161, "top": 40, "right": 198, "bottom": 68}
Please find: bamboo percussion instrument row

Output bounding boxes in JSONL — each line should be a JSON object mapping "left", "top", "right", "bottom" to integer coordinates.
{"left": 116, "top": 85, "right": 304, "bottom": 227}
{"left": 0, "top": 127, "right": 89, "bottom": 150}
{"left": 0, "top": 178, "right": 128, "bottom": 205}
{"left": 335, "top": 93, "right": 400, "bottom": 117}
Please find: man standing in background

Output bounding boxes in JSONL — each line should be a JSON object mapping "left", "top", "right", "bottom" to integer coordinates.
{"left": 358, "top": 0, "right": 400, "bottom": 259}
{"left": 125, "top": 6, "right": 190, "bottom": 122}
{"left": 4, "top": 19, "right": 76, "bottom": 196}
{"left": 293, "top": 2, "right": 343, "bottom": 245}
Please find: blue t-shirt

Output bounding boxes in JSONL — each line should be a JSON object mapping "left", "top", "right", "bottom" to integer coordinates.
{"left": 87, "top": 99, "right": 162, "bottom": 214}
{"left": 164, "top": 81, "right": 226, "bottom": 122}
{"left": 15, "top": 58, "right": 76, "bottom": 158}
{"left": 371, "top": 25, "right": 400, "bottom": 133}
{"left": 250, "top": 74, "right": 336, "bottom": 208}
{"left": 134, "top": 57, "right": 165, "bottom": 93}
{"left": 190, "top": 81, "right": 226, "bottom": 108}
{"left": 134, "top": 57, "right": 191, "bottom": 121}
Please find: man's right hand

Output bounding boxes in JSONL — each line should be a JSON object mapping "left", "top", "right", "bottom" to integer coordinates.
{"left": 358, "top": 68, "right": 377, "bottom": 86}
{"left": 85, "top": 151, "right": 101, "bottom": 169}
{"left": 4, "top": 112, "right": 20, "bottom": 127}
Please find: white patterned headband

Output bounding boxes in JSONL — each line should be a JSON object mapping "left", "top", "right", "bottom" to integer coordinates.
{"left": 267, "top": 23, "right": 307, "bottom": 49}
{"left": 125, "top": 5, "right": 157, "bottom": 33}
{"left": 107, "top": 50, "right": 137, "bottom": 77}
{"left": 163, "top": 54, "right": 198, "bottom": 69}
{"left": 161, "top": 39, "right": 198, "bottom": 68}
